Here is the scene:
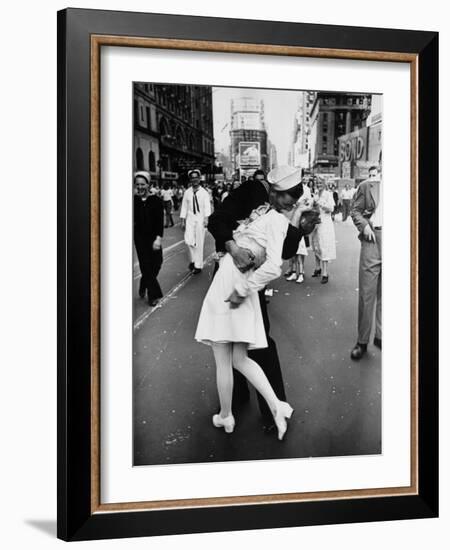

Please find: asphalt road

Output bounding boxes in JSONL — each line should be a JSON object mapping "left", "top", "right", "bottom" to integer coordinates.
{"left": 133, "top": 215, "right": 381, "bottom": 466}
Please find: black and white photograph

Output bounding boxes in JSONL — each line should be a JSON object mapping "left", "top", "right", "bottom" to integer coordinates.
{"left": 132, "top": 83, "right": 383, "bottom": 466}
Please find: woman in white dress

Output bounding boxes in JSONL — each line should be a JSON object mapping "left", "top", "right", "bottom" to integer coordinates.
{"left": 195, "top": 166, "right": 305, "bottom": 440}
{"left": 285, "top": 182, "right": 313, "bottom": 284}
{"left": 311, "top": 179, "right": 336, "bottom": 284}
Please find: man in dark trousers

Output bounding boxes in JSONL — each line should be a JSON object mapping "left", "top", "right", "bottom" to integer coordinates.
{"left": 350, "top": 165, "right": 382, "bottom": 360}
{"left": 208, "top": 168, "right": 318, "bottom": 430}
{"left": 134, "top": 171, "right": 165, "bottom": 307}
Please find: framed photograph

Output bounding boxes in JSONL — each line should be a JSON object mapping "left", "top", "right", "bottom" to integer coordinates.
{"left": 57, "top": 8, "right": 438, "bottom": 541}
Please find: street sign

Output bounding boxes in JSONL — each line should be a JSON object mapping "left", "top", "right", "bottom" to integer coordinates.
{"left": 161, "top": 171, "right": 178, "bottom": 179}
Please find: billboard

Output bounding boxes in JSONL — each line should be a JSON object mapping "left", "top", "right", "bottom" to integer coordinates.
{"left": 338, "top": 127, "right": 368, "bottom": 164}
{"left": 239, "top": 141, "right": 261, "bottom": 167}
{"left": 338, "top": 123, "right": 382, "bottom": 180}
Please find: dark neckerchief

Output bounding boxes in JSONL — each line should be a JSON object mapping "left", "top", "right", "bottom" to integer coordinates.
{"left": 193, "top": 187, "right": 200, "bottom": 214}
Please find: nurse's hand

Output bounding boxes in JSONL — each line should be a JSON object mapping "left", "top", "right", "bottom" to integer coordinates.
{"left": 225, "top": 241, "right": 254, "bottom": 272}
{"left": 180, "top": 219, "right": 186, "bottom": 230}
{"left": 225, "top": 289, "right": 246, "bottom": 309}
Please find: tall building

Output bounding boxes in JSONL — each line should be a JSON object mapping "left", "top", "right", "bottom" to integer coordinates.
{"left": 291, "top": 92, "right": 316, "bottom": 170}
{"left": 268, "top": 139, "right": 278, "bottom": 171}
{"left": 229, "top": 97, "right": 268, "bottom": 180}
{"left": 309, "top": 92, "right": 372, "bottom": 178}
{"left": 133, "top": 83, "right": 214, "bottom": 185}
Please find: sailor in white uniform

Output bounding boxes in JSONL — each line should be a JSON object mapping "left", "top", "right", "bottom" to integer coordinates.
{"left": 180, "top": 169, "right": 212, "bottom": 273}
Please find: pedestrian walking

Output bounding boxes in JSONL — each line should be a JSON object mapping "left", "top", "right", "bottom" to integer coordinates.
{"left": 220, "top": 183, "right": 233, "bottom": 202}
{"left": 212, "top": 183, "right": 223, "bottom": 209}
{"left": 350, "top": 166, "right": 382, "bottom": 360}
{"left": 133, "top": 172, "right": 164, "bottom": 307}
{"left": 285, "top": 181, "right": 313, "bottom": 284}
{"left": 180, "top": 169, "right": 211, "bottom": 274}
{"left": 196, "top": 169, "right": 310, "bottom": 439}
{"left": 331, "top": 184, "right": 340, "bottom": 221}
{"left": 161, "top": 183, "right": 175, "bottom": 227}
{"left": 341, "top": 184, "right": 354, "bottom": 221}
{"left": 311, "top": 179, "right": 336, "bottom": 284}
{"left": 175, "top": 185, "right": 185, "bottom": 211}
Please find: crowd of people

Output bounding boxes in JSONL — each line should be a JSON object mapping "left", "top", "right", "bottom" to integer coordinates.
{"left": 133, "top": 164, "right": 382, "bottom": 441}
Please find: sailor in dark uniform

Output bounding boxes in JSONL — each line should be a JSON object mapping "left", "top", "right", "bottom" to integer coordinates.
{"left": 133, "top": 171, "right": 164, "bottom": 307}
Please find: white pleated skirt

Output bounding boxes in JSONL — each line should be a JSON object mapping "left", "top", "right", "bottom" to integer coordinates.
{"left": 195, "top": 254, "right": 268, "bottom": 350}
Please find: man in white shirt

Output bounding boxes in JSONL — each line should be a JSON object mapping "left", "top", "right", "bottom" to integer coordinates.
{"left": 341, "top": 184, "right": 354, "bottom": 221}
{"left": 180, "top": 170, "right": 211, "bottom": 274}
{"left": 350, "top": 166, "right": 382, "bottom": 360}
{"left": 160, "top": 183, "right": 174, "bottom": 227}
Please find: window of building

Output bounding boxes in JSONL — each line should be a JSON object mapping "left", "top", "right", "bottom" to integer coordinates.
{"left": 136, "top": 148, "right": 144, "bottom": 170}
{"left": 159, "top": 118, "right": 169, "bottom": 138}
{"left": 175, "top": 127, "right": 185, "bottom": 150}
{"left": 148, "top": 151, "right": 156, "bottom": 172}
{"left": 162, "top": 155, "right": 169, "bottom": 171}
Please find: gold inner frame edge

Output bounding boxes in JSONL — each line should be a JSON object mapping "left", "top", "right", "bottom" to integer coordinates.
{"left": 89, "top": 34, "right": 419, "bottom": 514}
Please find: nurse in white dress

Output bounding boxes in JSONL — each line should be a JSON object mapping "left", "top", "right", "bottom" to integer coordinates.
{"left": 180, "top": 170, "right": 212, "bottom": 273}
{"left": 311, "top": 179, "right": 337, "bottom": 284}
{"left": 285, "top": 182, "right": 313, "bottom": 284}
{"left": 195, "top": 166, "right": 305, "bottom": 441}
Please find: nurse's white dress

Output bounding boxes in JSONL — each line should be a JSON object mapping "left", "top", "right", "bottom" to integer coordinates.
{"left": 195, "top": 206, "right": 288, "bottom": 350}
{"left": 311, "top": 190, "right": 336, "bottom": 261}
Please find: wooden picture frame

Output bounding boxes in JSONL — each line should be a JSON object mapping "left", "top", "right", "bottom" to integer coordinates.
{"left": 57, "top": 8, "right": 438, "bottom": 541}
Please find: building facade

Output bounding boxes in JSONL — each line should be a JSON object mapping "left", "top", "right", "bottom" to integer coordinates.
{"left": 291, "top": 92, "right": 316, "bottom": 170}
{"left": 133, "top": 83, "right": 215, "bottom": 185}
{"left": 309, "top": 92, "right": 372, "bottom": 179}
{"left": 268, "top": 139, "right": 278, "bottom": 171}
{"left": 229, "top": 97, "right": 269, "bottom": 180}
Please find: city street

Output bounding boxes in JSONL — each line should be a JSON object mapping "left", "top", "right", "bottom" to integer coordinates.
{"left": 133, "top": 215, "right": 381, "bottom": 466}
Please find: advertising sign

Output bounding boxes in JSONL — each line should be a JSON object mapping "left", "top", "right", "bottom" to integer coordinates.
{"left": 161, "top": 171, "right": 178, "bottom": 180}
{"left": 338, "top": 127, "right": 368, "bottom": 163}
{"left": 239, "top": 141, "right": 261, "bottom": 167}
